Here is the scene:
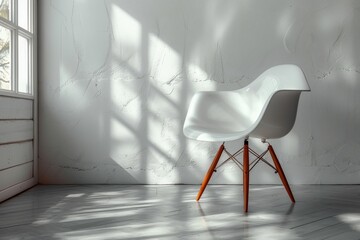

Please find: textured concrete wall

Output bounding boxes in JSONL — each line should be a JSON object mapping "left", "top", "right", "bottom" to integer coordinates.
{"left": 38, "top": 0, "right": 360, "bottom": 184}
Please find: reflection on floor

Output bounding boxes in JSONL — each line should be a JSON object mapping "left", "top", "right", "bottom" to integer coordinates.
{"left": 0, "top": 185, "right": 360, "bottom": 239}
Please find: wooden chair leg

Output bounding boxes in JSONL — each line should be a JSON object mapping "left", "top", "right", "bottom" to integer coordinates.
{"left": 196, "top": 143, "right": 224, "bottom": 201}
{"left": 243, "top": 139, "right": 249, "bottom": 212}
{"left": 268, "top": 145, "right": 295, "bottom": 203}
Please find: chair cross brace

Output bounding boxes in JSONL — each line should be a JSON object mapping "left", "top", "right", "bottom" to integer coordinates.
{"left": 215, "top": 145, "right": 278, "bottom": 173}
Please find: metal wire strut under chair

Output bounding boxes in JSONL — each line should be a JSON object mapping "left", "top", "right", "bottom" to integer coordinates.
{"left": 214, "top": 143, "right": 278, "bottom": 174}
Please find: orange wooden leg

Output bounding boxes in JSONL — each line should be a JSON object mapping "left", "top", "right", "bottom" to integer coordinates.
{"left": 243, "top": 139, "right": 249, "bottom": 212}
{"left": 196, "top": 144, "right": 224, "bottom": 201}
{"left": 268, "top": 145, "right": 295, "bottom": 203}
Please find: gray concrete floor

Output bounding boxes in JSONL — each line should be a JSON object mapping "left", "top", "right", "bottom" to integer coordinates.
{"left": 0, "top": 185, "right": 360, "bottom": 239}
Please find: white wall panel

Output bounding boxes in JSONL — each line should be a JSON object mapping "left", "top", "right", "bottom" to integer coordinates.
{"left": 0, "top": 120, "right": 33, "bottom": 144}
{"left": 0, "top": 141, "right": 33, "bottom": 171}
{"left": 0, "top": 97, "right": 33, "bottom": 120}
{"left": 0, "top": 178, "right": 36, "bottom": 203}
{"left": 0, "top": 162, "right": 33, "bottom": 191}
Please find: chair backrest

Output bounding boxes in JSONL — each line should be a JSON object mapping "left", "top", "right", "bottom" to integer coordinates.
{"left": 239, "top": 64, "right": 310, "bottom": 139}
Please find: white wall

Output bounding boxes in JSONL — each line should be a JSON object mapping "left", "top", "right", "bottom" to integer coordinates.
{"left": 38, "top": 0, "right": 360, "bottom": 184}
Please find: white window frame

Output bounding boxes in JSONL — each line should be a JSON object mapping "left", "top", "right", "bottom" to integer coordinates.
{"left": 0, "top": 0, "right": 35, "bottom": 99}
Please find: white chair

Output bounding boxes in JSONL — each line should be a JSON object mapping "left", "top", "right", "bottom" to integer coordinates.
{"left": 183, "top": 64, "right": 310, "bottom": 212}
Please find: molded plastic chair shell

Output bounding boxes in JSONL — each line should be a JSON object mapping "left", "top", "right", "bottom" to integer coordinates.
{"left": 183, "top": 65, "right": 310, "bottom": 142}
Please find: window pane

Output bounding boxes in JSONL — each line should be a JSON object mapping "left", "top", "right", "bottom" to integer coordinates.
{"left": 0, "top": 25, "right": 11, "bottom": 90}
{"left": 18, "top": 35, "right": 29, "bottom": 93}
{"left": 0, "top": 0, "right": 10, "bottom": 20}
{"left": 18, "top": 0, "right": 29, "bottom": 30}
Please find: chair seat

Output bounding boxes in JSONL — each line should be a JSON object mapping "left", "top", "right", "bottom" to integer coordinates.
{"left": 184, "top": 126, "right": 249, "bottom": 142}
{"left": 183, "top": 91, "right": 257, "bottom": 142}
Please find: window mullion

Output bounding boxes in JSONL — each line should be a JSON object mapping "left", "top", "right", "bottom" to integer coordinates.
{"left": 13, "top": 0, "right": 17, "bottom": 26}
{"left": 10, "top": 0, "right": 14, "bottom": 22}
{"left": 29, "top": 37, "right": 32, "bottom": 94}
{"left": 12, "top": 0, "right": 17, "bottom": 93}
{"left": 13, "top": 28, "right": 17, "bottom": 92}
{"left": 18, "top": 28, "right": 33, "bottom": 39}
{"left": 29, "top": 0, "right": 33, "bottom": 33}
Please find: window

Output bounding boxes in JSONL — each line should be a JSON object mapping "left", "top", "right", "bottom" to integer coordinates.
{"left": 0, "top": 0, "right": 33, "bottom": 95}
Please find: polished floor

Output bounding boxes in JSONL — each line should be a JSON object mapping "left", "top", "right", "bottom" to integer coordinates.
{"left": 0, "top": 185, "right": 360, "bottom": 239}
